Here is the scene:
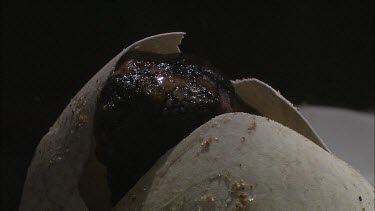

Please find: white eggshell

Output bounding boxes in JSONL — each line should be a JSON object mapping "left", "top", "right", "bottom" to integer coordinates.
{"left": 20, "top": 32, "right": 373, "bottom": 211}
{"left": 115, "top": 113, "right": 374, "bottom": 211}
{"left": 232, "top": 79, "right": 329, "bottom": 152}
{"left": 19, "top": 32, "right": 186, "bottom": 211}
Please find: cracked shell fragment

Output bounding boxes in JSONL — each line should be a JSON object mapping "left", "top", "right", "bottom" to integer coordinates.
{"left": 20, "top": 32, "right": 373, "bottom": 211}
{"left": 115, "top": 113, "right": 374, "bottom": 211}
{"left": 19, "top": 32, "right": 186, "bottom": 211}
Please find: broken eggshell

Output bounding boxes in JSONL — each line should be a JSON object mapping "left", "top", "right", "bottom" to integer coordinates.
{"left": 20, "top": 32, "right": 186, "bottom": 211}
{"left": 114, "top": 113, "right": 374, "bottom": 210}
{"left": 20, "top": 32, "right": 372, "bottom": 211}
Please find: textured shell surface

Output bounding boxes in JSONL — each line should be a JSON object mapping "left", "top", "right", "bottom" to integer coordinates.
{"left": 20, "top": 32, "right": 373, "bottom": 211}
{"left": 115, "top": 113, "right": 374, "bottom": 211}
{"left": 20, "top": 32, "right": 185, "bottom": 211}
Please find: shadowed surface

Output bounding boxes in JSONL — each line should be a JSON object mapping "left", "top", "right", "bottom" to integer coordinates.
{"left": 94, "top": 52, "right": 254, "bottom": 204}
{"left": 2, "top": 1, "right": 373, "bottom": 210}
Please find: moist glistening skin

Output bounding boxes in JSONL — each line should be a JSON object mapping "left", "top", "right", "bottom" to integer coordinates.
{"left": 94, "top": 51, "right": 256, "bottom": 205}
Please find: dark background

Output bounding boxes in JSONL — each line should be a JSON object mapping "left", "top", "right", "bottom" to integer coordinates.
{"left": 2, "top": 1, "right": 373, "bottom": 210}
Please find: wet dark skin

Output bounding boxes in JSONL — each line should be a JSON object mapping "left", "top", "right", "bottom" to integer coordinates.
{"left": 94, "top": 51, "right": 256, "bottom": 205}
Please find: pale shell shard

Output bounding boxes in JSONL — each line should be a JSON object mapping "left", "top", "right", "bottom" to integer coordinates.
{"left": 19, "top": 32, "right": 185, "bottom": 211}
{"left": 232, "top": 78, "right": 330, "bottom": 152}
{"left": 114, "top": 113, "right": 374, "bottom": 210}
{"left": 20, "top": 32, "right": 371, "bottom": 211}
